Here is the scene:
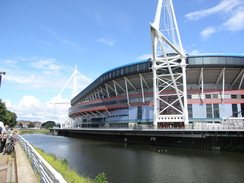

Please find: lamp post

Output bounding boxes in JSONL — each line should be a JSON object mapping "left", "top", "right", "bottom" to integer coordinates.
{"left": 0, "top": 71, "right": 6, "bottom": 87}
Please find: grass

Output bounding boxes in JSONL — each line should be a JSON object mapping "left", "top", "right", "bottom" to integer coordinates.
{"left": 34, "top": 147, "right": 108, "bottom": 183}
{"left": 19, "top": 129, "right": 50, "bottom": 135}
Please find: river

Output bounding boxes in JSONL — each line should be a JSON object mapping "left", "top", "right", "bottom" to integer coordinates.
{"left": 22, "top": 134, "right": 244, "bottom": 183}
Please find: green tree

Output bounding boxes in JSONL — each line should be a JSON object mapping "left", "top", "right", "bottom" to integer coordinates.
{"left": 0, "top": 99, "right": 17, "bottom": 127}
{"left": 42, "top": 121, "right": 56, "bottom": 129}
{"left": 28, "top": 122, "right": 35, "bottom": 128}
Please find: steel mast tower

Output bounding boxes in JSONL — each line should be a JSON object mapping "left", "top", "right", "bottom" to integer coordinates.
{"left": 150, "top": 0, "right": 188, "bottom": 127}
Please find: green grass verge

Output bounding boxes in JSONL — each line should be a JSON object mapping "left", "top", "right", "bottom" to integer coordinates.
{"left": 34, "top": 147, "right": 108, "bottom": 183}
{"left": 19, "top": 129, "right": 50, "bottom": 135}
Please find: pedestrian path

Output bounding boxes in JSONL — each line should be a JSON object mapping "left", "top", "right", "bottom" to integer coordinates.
{"left": 0, "top": 142, "right": 38, "bottom": 183}
{"left": 0, "top": 153, "right": 15, "bottom": 183}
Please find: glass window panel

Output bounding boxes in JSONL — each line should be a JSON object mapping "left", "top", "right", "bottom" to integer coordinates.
{"left": 218, "top": 57, "right": 226, "bottom": 64}
{"left": 203, "top": 57, "right": 211, "bottom": 64}
{"left": 206, "top": 104, "right": 212, "bottom": 118}
{"left": 205, "top": 94, "right": 211, "bottom": 98}
{"left": 211, "top": 57, "right": 218, "bottom": 64}
{"left": 233, "top": 57, "right": 241, "bottom": 65}
{"left": 188, "top": 104, "right": 193, "bottom": 118}
{"left": 213, "top": 104, "right": 219, "bottom": 118}
{"left": 232, "top": 104, "right": 238, "bottom": 117}
{"left": 240, "top": 58, "right": 244, "bottom": 65}
{"left": 226, "top": 57, "right": 234, "bottom": 65}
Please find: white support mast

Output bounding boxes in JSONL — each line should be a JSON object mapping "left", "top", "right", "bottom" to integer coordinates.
{"left": 56, "top": 65, "right": 80, "bottom": 100}
{"left": 150, "top": 0, "right": 188, "bottom": 127}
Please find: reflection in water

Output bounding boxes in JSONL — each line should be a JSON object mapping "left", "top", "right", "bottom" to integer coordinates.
{"left": 22, "top": 134, "right": 244, "bottom": 183}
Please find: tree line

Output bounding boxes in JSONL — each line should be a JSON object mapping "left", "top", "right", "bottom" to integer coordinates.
{"left": 0, "top": 99, "right": 17, "bottom": 127}
{"left": 0, "top": 99, "right": 60, "bottom": 128}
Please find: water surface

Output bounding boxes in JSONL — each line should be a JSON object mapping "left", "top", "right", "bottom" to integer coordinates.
{"left": 22, "top": 134, "right": 244, "bottom": 183}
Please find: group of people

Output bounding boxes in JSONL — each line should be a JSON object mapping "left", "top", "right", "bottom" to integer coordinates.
{"left": 0, "top": 125, "right": 17, "bottom": 153}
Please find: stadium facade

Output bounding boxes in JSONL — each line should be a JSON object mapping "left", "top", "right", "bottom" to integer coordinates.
{"left": 68, "top": 0, "right": 244, "bottom": 129}
{"left": 69, "top": 54, "right": 244, "bottom": 128}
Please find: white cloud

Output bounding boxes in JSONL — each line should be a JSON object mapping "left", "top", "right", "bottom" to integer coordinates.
{"left": 135, "top": 54, "right": 152, "bottom": 61}
{"left": 30, "top": 58, "right": 57, "bottom": 70}
{"left": 96, "top": 38, "right": 116, "bottom": 47}
{"left": 185, "top": 0, "right": 244, "bottom": 39}
{"left": 200, "top": 27, "right": 217, "bottom": 40}
{"left": 40, "top": 26, "right": 83, "bottom": 52}
{"left": 3, "top": 56, "right": 92, "bottom": 91}
{"left": 222, "top": 6, "right": 244, "bottom": 31}
{"left": 5, "top": 95, "right": 71, "bottom": 122}
{"left": 185, "top": 0, "right": 242, "bottom": 20}
{"left": 188, "top": 49, "right": 201, "bottom": 55}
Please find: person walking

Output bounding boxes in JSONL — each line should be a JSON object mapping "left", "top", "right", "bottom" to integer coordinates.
{"left": 0, "top": 125, "right": 10, "bottom": 153}
{"left": 0, "top": 125, "right": 2, "bottom": 147}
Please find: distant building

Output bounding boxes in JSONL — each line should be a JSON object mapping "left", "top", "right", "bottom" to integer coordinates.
{"left": 17, "top": 121, "right": 42, "bottom": 129}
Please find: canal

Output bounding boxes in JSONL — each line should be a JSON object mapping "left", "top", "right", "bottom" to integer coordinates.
{"left": 22, "top": 134, "right": 244, "bottom": 183}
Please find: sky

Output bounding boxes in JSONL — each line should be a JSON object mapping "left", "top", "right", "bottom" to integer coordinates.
{"left": 0, "top": 0, "right": 244, "bottom": 123}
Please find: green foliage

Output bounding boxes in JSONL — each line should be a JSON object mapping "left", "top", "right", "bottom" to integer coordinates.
{"left": 93, "top": 173, "right": 108, "bottom": 183}
{"left": 19, "top": 129, "right": 50, "bottom": 134}
{"left": 34, "top": 147, "right": 109, "bottom": 183}
{"left": 34, "top": 147, "right": 92, "bottom": 183}
{"left": 42, "top": 121, "right": 56, "bottom": 129}
{"left": 0, "top": 99, "right": 17, "bottom": 127}
{"left": 61, "top": 158, "right": 68, "bottom": 165}
{"left": 27, "top": 122, "right": 35, "bottom": 128}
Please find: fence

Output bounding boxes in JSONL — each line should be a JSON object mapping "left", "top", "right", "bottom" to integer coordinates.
{"left": 17, "top": 134, "right": 67, "bottom": 183}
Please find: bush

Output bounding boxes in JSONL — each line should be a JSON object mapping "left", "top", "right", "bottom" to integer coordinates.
{"left": 34, "top": 147, "right": 109, "bottom": 183}
{"left": 93, "top": 173, "right": 108, "bottom": 183}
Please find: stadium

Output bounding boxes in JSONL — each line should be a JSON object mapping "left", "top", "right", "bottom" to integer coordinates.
{"left": 68, "top": 54, "right": 244, "bottom": 128}
{"left": 68, "top": 0, "right": 244, "bottom": 129}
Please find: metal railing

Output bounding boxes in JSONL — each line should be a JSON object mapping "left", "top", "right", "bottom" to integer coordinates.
{"left": 17, "top": 134, "right": 67, "bottom": 183}
{"left": 67, "top": 122, "right": 244, "bottom": 131}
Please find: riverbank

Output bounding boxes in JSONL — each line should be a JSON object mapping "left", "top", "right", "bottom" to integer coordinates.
{"left": 19, "top": 128, "right": 50, "bottom": 134}
{"left": 18, "top": 133, "right": 108, "bottom": 183}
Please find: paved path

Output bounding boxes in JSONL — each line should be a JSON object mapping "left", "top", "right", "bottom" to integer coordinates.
{"left": 0, "top": 153, "right": 15, "bottom": 183}
{"left": 0, "top": 142, "right": 38, "bottom": 183}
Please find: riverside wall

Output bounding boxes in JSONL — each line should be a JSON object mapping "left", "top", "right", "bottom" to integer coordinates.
{"left": 50, "top": 128, "right": 244, "bottom": 151}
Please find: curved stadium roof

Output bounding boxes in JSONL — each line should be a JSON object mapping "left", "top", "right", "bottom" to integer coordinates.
{"left": 71, "top": 54, "right": 244, "bottom": 106}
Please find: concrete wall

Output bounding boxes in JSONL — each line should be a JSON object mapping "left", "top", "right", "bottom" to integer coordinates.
{"left": 15, "top": 143, "right": 38, "bottom": 183}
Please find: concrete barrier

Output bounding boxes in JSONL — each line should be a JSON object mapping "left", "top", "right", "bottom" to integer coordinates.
{"left": 15, "top": 143, "right": 38, "bottom": 183}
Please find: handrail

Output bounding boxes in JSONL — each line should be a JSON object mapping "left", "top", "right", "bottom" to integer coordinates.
{"left": 16, "top": 134, "right": 67, "bottom": 183}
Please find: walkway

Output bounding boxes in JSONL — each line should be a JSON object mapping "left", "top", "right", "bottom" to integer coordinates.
{"left": 0, "top": 143, "right": 38, "bottom": 183}
{"left": 0, "top": 152, "right": 15, "bottom": 183}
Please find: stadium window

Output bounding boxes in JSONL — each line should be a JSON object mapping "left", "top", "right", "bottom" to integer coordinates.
{"left": 241, "top": 104, "right": 244, "bottom": 117}
{"left": 205, "top": 94, "right": 211, "bottom": 98}
{"left": 206, "top": 104, "right": 212, "bottom": 118}
{"left": 232, "top": 104, "right": 238, "bottom": 117}
{"left": 234, "top": 57, "right": 241, "bottom": 65}
{"left": 211, "top": 57, "right": 218, "bottom": 64}
{"left": 241, "top": 58, "right": 244, "bottom": 65}
{"left": 231, "top": 95, "right": 237, "bottom": 99}
{"left": 213, "top": 104, "right": 219, "bottom": 118}
{"left": 187, "top": 104, "right": 193, "bottom": 118}
{"left": 188, "top": 58, "right": 195, "bottom": 64}
{"left": 137, "top": 106, "right": 142, "bottom": 120}
{"left": 187, "top": 95, "right": 192, "bottom": 99}
{"left": 203, "top": 57, "right": 211, "bottom": 64}
{"left": 226, "top": 57, "right": 234, "bottom": 65}
{"left": 218, "top": 57, "right": 226, "bottom": 64}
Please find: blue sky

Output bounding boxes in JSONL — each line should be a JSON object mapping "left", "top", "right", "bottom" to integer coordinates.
{"left": 0, "top": 0, "right": 244, "bottom": 123}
